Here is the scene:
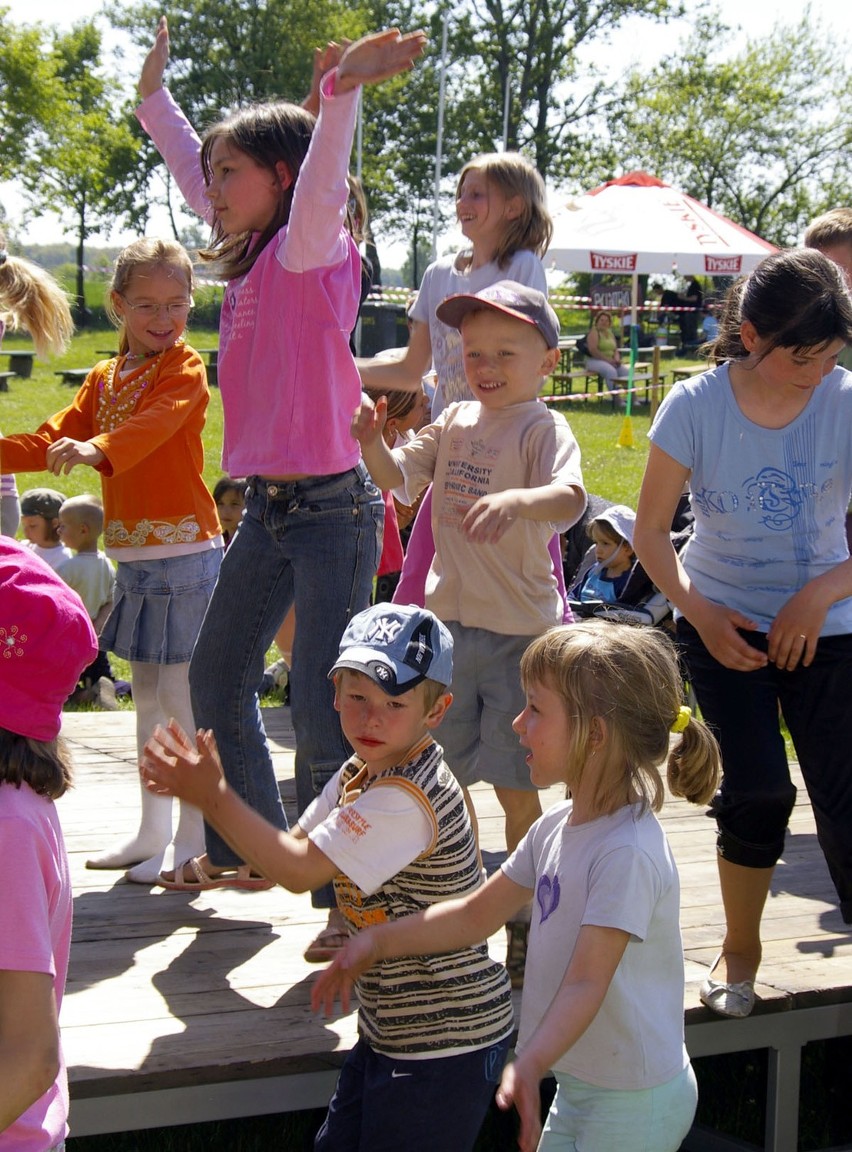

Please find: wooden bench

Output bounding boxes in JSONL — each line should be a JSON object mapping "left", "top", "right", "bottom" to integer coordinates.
{"left": 0, "top": 370, "right": 15, "bottom": 392}
{"left": 549, "top": 368, "right": 596, "bottom": 395}
{"left": 671, "top": 364, "right": 707, "bottom": 383}
{"left": 5, "top": 349, "right": 37, "bottom": 377}
{"left": 55, "top": 368, "right": 92, "bottom": 386}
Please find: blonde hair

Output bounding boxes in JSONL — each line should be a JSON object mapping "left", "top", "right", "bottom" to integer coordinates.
{"left": 365, "top": 384, "right": 422, "bottom": 425}
{"left": 520, "top": 622, "right": 720, "bottom": 815}
{"left": 333, "top": 667, "right": 447, "bottom": 712}
{"left": 0, "top": 229, "right": 73, "bottom": 358}
{"left": 59, "top": 493, "right": 104, "bottom": 537}
{"left": 106, "top": 238, "right": 194, "bottom": 356}
{"left": 804, "top": 208, "right": 852, "bottom": 251}
{"left": 456, "top": 153, "right": 552, "bottom": 269}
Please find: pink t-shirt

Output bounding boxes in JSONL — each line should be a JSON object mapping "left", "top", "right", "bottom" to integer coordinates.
{"left": 0, "top": 782, "right": 72, "bottom": 1151}
{"left": 136, "top": 74, "right": 364, "bottom": 480}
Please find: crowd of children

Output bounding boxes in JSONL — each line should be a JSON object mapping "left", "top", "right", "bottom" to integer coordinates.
{"left": 3, "top": 16, "right": 852, "bottom": 1149}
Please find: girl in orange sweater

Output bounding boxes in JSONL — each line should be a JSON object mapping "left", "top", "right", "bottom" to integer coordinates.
{"left": 0, "top": 238, "right": 224, "bottom": 883}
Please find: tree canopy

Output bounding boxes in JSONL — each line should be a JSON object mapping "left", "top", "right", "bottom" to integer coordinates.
{"left": 6, "top": 19, "right": 142, "bottom": 318}
{"left": 607, "top": 15, "right": 852, "bottom": 245}
{"left": 2, "top": 0, "right": 851, "bottom": 275}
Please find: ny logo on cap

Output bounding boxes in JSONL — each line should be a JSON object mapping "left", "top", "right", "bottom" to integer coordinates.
{"left": 365, "top": 617, "right": 404, "bottom": 646}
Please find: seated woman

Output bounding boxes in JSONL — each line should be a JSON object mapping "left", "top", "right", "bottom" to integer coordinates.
{"left": 584, "top": 310, "right": 630, "bottom": 405}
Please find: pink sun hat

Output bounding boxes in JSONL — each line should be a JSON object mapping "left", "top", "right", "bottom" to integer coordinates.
{"left": 0, "top": 539, "right": 98, "bottom": 740}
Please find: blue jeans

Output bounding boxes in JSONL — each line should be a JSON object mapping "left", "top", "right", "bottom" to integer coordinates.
{"left": 189, "top": 467, "right": 382, "bottom": 906}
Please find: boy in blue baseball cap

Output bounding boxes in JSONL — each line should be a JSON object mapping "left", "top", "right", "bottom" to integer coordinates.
{"left": 140, "top": 603, "right": 513, "bottom": 1152}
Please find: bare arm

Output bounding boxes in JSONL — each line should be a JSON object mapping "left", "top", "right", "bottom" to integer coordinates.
{"left": 92, "top": 597, "right": 113, "bottom": 636}
{"left": 768, "top": 556, "right": 852, "bottom": 670}
{"left": 462, "top": 483, "right": 585, "bottom": 545}
{"left": 141, "top": 722, "right": 338, "bottom": 892}
{"left": 356, "top": 319, "right": 433, "bottom": 393}
{"left": 302, "top": 42, "right": 347, "bottom": 115}
{"left": 496, "top": 925, "right": 630, "bottom": 1152}
{"left": 634, "top": 444, "right": 766, "bottom": 671}
{"left": 350, "top": 394, "right": 407, "bottom": 490}
{"left": 138, "top": 14, "right": 169, "bottom": 98}
{"left": 0, "top": 969, "right": 60, "bottom": 1134}
{"left": 311, "top": 870, "right": 530, "bottom": 1017}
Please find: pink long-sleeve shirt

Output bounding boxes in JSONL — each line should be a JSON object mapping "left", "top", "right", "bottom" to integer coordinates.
{"left": 136, "top": 75, "right": 363, "bottom": 478}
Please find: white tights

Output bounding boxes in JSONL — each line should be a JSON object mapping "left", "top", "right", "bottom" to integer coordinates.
{"left": 86, "top": 661, "right": 205, "bottom": 881}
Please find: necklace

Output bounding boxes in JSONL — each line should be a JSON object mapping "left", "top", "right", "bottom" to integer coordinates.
{"left": 97, "top": 352, "right": 163, "bottom": 432}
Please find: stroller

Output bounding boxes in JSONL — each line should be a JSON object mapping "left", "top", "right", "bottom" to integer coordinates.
{"left": 564, "top": 495, "right": 697, "bottom": 704}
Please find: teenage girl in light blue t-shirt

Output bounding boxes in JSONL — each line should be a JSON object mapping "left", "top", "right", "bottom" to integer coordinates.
{"left": 635, "top": 248, "right": 852, "bottom": 1018}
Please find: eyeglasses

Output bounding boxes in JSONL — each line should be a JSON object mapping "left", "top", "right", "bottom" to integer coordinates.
{"left": 120, "top": 297, "right": 193, "bottom": 318}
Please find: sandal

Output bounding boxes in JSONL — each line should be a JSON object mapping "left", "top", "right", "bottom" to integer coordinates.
{"left": 303, "top": 924, "right": 350, "bottom": 963}
{"left": 505, "top": 919, "right": 530, "bottom": 989}
{"left": 157, "top": 856, "right": 275, "bottom": 892}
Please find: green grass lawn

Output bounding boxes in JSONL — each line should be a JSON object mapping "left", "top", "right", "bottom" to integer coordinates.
{"left": 0, "top": 330, "right": 670, "bottom": 707}
{"left": 1, "top": 326, "right": 656, "bottom": 506}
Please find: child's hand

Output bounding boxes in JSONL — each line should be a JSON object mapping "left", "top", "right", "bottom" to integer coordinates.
{"left": 495, "top": 1057, "right": 543, "bottom": 1152}
{"left": 139, "top": 15, "right": 170, "bottom": 99}
{"left": 336, "top": 28, "right": 427, "bottom": 93}
{"left": 350, "top": 392, "right": 387, "bottom": 447}
{"left": 302, "top": 40, "right": 349, "bottom": 114}
{"left": 45, "top": 437, "right": 105, "bottom": 475}
{"left": 140, "top": 721, "right": 226, "bottom": 811}
{"left": 310, "top": 930, "right": 381, "bottom": 1018}
{"left": 462, "top": 490, "right": 520, "bottom": 544}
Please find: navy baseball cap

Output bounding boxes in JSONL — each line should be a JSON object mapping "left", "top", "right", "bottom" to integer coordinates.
{"left": 436, "top": 279, "right": 560, "bottom": 349}
{"left": 329, "top": 604, "right": 453, "bottom": 696}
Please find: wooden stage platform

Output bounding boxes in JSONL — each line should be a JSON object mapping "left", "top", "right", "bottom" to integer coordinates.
{"left": 58, "top": 709, "right": 851, "bottom": 1151}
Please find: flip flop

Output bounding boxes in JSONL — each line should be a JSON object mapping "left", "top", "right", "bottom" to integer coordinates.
{"left": 303, "top": 925, "right": 350, "bottom": 963}
{"left": 157, "top": 856, "right": 275, "bottom": 892}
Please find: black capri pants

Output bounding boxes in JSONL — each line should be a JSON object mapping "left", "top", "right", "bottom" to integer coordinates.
{"left": 677, "top": 619, "right": 852, "bottom": 923}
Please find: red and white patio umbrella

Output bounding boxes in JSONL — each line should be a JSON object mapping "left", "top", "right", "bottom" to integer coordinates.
{"left": 547, "top": 171, "right": 777, "bottom": 319}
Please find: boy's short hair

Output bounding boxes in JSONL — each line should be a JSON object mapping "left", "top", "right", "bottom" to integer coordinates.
{"left": 436, "top": 280, "right": 560, "bottom": 350}
{"left": 804, "top": 208, "right": 852, "bottom": 251}
{"left": 329, "top": 604, "right": 453, "bottom": 696}
{"left": 591, "top": 504, "right": 635, "bottom": 547}
{"left": 60, "top": 493, "right": 104, "bottom": 536}
{"left": 20, "top": 487, "right": 66, "bottom": 520}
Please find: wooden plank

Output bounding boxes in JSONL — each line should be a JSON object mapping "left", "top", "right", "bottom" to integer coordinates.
{"left": 54, "top": 707, "right": 851, "bottom": 1120}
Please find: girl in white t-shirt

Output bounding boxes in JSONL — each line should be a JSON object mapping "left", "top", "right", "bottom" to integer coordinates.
{"left": 356, "top": 153, "right": 556, "bottom": 606}
{"left": 313, "top": 621, "right": 721, "bottom": 1152}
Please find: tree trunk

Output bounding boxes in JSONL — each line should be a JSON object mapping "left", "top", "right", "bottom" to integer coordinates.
{"left": 74, "top": 202, "right": 89, "bottom": 326}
